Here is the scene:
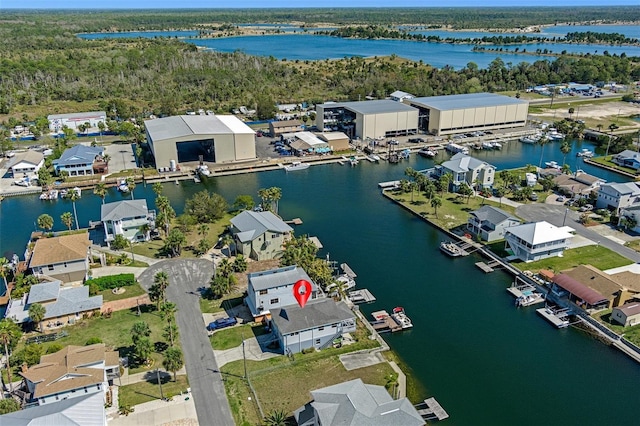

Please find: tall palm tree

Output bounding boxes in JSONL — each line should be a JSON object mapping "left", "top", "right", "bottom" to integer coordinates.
{"left": 152, "top": 182, "right": 163, "bottom": 197}
{"left": 93, "top": 182, "right": 107, "bottom": 204}
{"left": 68, "top": 188, "right": 81, "bottom": 230}
{"left": 160, "top": 301, "right": 178, "bottom": 346}
{"left": 198, "top": 224, "right": 209, "bottom": 238}
{"left": 153, "top": 271, "right": 170, "bottom": 305}
{"left": 0, "top": 257, "right": 10, "bottom": 289}
{"left": 28, "top": 303, "right": 46, "bottom": 332}
{"left": 257, "top": 188, "right": 270, "bottom": 211}
{"left": 560, "top": 140, "right": 571, "bottom": 166}
{"left": 537, "top": 135, "right": 549, "bottom": 168}
{"left": 431, "top": 197, "right": 442, "bottom": 218}
{"left": 125, "top": 177, "right": 136, "bottom": 200}
{"left": 0, "top": 319, "right": 23, "bottom": 392}
{"left": 37, "top": 214, "right": 54, "bottom": 232}
{"left": 268, "top": 187, "right": 282, "bottom": 214}
{"left": 61, "top": 212, "right": 74, "bottom": 231}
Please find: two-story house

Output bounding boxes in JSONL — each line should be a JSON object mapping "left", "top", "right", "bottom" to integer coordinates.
{"left": 20, "top": 343, "right": 119, "bottom": 407}
{"left": 28, "top": 233, "right": 90, "bottom": 283}
{"left": 8, "top": 150, "right": 45, "bottom": 178}
{"left": 52, "top": 145, "right": 106, "bottom": 176}
{"left": 230, "top": 211, "right": 293, "bottom": 261}
{"left": 270, "top": 298, "right": 356, "bottom": 355}
{"left": 101, "top": 199, "right": 156, "bottom": 247}
{"left": 596, "top": 182, "right": 640, "bottom": 214}
{"left": 612, "top": 150, "right": 640, "bottom": 171}
{"left": 245, "top": 265, "right": 322, "bottom": 322}
{"left": 467, "top": 206, "right": 521, "bottom": 242}
{"left": 434, "top": 153, "right": 495, "bottom": 191}
{"left": 505, "top": 221, "right": 574, "bottom": 262}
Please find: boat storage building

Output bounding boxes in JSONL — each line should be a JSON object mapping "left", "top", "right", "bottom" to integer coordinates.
{"left": 405, "top": 93, "right": 528, "bottom": 136}
{"left": 145, "top": 115, "right": 256, "bottom": 170}
{"left": 315, "top": 100, "right": 418, "bottom": 140}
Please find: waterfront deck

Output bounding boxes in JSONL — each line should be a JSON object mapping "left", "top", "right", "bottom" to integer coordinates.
{"left": 370, "top": 310, "right": 402, "bottom": 333}
{"left": 507, "top": 281, "right": 545, "bottom": 307}
{"left": 537, "top": 306, "right": 571, "bottom": 328}
{"left": 348, "top": 289, "right": 376, "bottom": 304}
{"left": 475, "top": 260, "right": 502, "bottom": 273}
{"left": 285, "top": 218, "right": 303, "bottom": 225}
{"left": 416, "top": 397, "right": 449, "bottom": 422}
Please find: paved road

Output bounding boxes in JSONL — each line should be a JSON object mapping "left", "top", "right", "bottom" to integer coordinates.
{"left": 138, "top": 259, "right": 233, "bottom": 426}
{"left": 516, "top": 203, "right": 640, "bottom": 264}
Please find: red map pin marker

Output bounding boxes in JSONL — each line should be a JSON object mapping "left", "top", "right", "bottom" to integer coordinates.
{"left": 293, "top": 279, "right": 312, "bottom": 308}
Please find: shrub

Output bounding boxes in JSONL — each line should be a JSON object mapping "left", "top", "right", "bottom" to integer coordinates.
{"left": 111, "top": 234, "right": 129, "bottom": 250}
{"left": 86, "top": 337, "right": 103, "bottom": 345}
{"left": 85, "top": 273, "right": 135, "bottom": 291}
{"left": 46, "top": 343, "right": 63, "bottom": 354}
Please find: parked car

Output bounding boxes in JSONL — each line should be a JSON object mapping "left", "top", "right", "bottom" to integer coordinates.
{"left": 556, "top": 196, "right": 566, "bottom": 202}
{"left": 579, "top": 204, "right": 594, "bottom": 212}
{"left": 207, "top": 317, "right": 238, "bottom": 331}
{"left": 388, "top": 139, "right": 399, "bottom": 145}
{"left": 408, "top": 137, "right": 424, "bottom": 143}
{"left": 529, "top": 192, "right": 539, "bottom": 201}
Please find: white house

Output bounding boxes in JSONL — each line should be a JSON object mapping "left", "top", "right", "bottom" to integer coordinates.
{"left": 611, "top": 302, "right": 640, "bottom": 327}
{"left": 230, "top": 211, "right": 293, "bottom": 261}
{"left": 48, "top": 111, "right": 107, "bottom": 132}
{"left": 612, "top": 150, "right": 640, "bottom": 170}
{"left": 620, "top": 205, "right": 640, "bottom": 233}
{"left": 270, "top": 298, "right": 356, "bottom": 355}
{"left": 101, "top": 199, "right": 155, "bottom": 246}
{"left": 0, "top": 392, "right": 106, "bottom": 426}
{"left": 596, "top": 182, "right": 640, "bottom": 214}
{"left": 20, "top": 343, "right": 119, "bottom": 407}
{"left": 389, "top": 90, "right": 415, "bottom": 102}
{"left": 505, "top": 221, "right": 574, "bottom": 262}
{"left": 28, "top": 233, "right": 90, "bottom": 283}
{"left": 467, "top": 206, "right": 521, "bottom": 242}
{"left": 245, "top": 265, "right": 322, "bottom": 322}
{"left": 433, "top": 153, "right": 495, "bottom": 191}
{"left": 8, "top": 150, "right": 45, "bottom": 178}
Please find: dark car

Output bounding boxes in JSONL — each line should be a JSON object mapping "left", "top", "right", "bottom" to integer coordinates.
{"left": 207, "top": 317, "right": 238, "bottom": 331}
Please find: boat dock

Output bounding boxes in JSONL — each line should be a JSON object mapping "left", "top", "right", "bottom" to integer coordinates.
{"left": 415, "top": 397, "right": 449, "bottom": 422}
{"left": 348, "top": 289, "right": 376, "bottom": 304}
{"left": 475, "top": 260, "right": 502, "bottom": 273}
{"left": 536, "top": 306, "right": 571, "bottom": 328}
{"left": 370, "top": 310, "right": 402, "bottom": 333}
{"left": 285, "top": 218, "right": 303, "bottom": 225}
{"left": 507, "top": 279, "right": 545, "bottom": 307}
{"left": 378, "top": 180, "right": 400, "bottom": 189}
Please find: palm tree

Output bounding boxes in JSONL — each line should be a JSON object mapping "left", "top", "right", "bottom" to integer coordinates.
{"left": 495, "top": 187, "right": 506, "bottom": 207}
{"left": 28, "top": 303, "right": 46, "bottom": 332}
{"left": 198, "top": 224, "right": 209, "bottom": 238}
{"left": 268, "top": 187, "right": 282, "bottom": 214}
{"left": 163, "top": 347, "right": 184, "bottom": 382}
{"left": 61, "top": 212, "right": 74, "bottom": 231}
{"left": 102, "top": 154, "right": 111, "bottom": 166}
{"left": 93, "top": 182, "right": 107, "bottom": 204}
{"left": 257, "top": 188, "right": 270, "bottom": 211}
{"left": 153, "top": 271, "right": 170, "bottom": 305}
{"left": 139, "top": 223, "right": 151, "bottom": 241}
{"left": 97, "top": 121, "right": 105, "bottom": 140}
{"left": 221, "top": 233, "right": 234, "bottom": 256}
{"left": 263, "top": 409, "right": 289, "bottom": 426}
{"left": 430, "top": 197, "right": 442, "bottom": 218}
{"left": 152, "top": 182, "right": 163, "bottom": 197}
{"left": 37, "top": 213, "right": 54, "bottom": 231}
{"left": 537, "top": 135, "right": 549, "bottom": 168}
{"left": 68, "top": 188, "right": 81, "bottom": 230}
{"left": 0, "top": 257, "right": 10, "bottom": 290}
{"left": 125, "top": 177, "right": 136, "bottom": 200}
{"left": 0, "top": 319, "right": 22, "bottom": 392}
{"left": 560, "top": 140, "right": 571, "bottom": 166}
{"left": 160, "top": 301, "right": 178, "bottom": 346}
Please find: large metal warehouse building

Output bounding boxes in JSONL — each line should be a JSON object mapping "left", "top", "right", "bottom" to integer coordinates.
{"left": 145, "top": 115, "right": 256, "bottom": 170}
{"left": 405, "top": 93, "right": 528, "bottom": 136}
{"left": 316, "top": 100, "right": 418, "bottom": 140}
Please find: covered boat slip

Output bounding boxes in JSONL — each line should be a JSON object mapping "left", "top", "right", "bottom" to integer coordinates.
{"left": 551, "top": 274, "right": 610, "bottom": 311}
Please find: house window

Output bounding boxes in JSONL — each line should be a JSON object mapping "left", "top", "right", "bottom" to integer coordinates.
{"left": 259, "top": 290, "right": 268, "bottom": 295}
{"left": 318, "top": 327, "right": 324, "bottom": 331}
{"left": 64, "top": 262, "right": 68, "bottom": 268}
{"left": 315, "top": 339, "right": 321, "bottom": 345}
{"left": 272, "top": 234, "right": 277, "bottom": 239}
{"left": 270, "top": 298, "right": 279, "bottom": 304}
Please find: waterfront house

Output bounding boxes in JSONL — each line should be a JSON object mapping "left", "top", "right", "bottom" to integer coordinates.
{"left": 245, "top": 265, "right": 322, "bottom": 322}
{"left": 504, "top": 221, "right": 574, "bottom": 262}
{"left": 561, "top": 265, "right": 633, "bottom": 309}
{"left": 270, "top": 298, "right": 356, "bottom": 355}
{"left": 230, "top": 210, "right": 293, "bottom": 261}
{"left": 28, "top": 233, "right": 90, "bottom": 283}
{"left": 433, "top": 153, "right": 495, "bottom": 191}
{"left": 8, "top": 149, "right": 45, "bottom": 178}
{"left": 294, "top": 378, "right": 425, "bottom": 426}
{"left": 467, "top": 205, "right": 521, "bottom": 242}
{"left": 611, "top": 303, "right": 640, "bottom": 327}
{"left": 52, "top": 145, "right": 106, "bottom": 176}
{"left": 597, "top": 182, "right": 640, "bottom": 214}
{"left": 611, "top": 150, "right": 640, "bottom": 171}
{"left": 269, "top": 119, "right": 304, "bottom": 137}
{"left": 553, "top": 171, "right": 604, "bottom": 198}
{"left": 0, "top": 392, "right": 106, "bottom": 426}
{"left": 550, "top": 273, "right": 610, "bottom": 311}
{"left": 4, "top": 279, "right": 102, "bottom": 328}
{"left": 101, "top": 199, "right": 155, "bottom": 247}
{"left": 620, "top": 205, "right": 640, "bottom": 233}
{"left": 20, "top": 343, "right": 119, "bottom": 407}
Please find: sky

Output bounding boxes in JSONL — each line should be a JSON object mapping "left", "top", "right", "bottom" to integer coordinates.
{"left": 1, "top": 1, "right": 638, "bottom": 9}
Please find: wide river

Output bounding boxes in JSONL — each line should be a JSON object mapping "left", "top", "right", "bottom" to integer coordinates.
{"left": 1, "top": 140, "right": 639, "bottom": 424}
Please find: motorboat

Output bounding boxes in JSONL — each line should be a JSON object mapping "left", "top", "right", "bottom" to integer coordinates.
{"left": 491, "top": 141, "right": 502, "bottom": 149}
{"left": 284, "top": 161, "right": 310, "bottom": 172}
{"left": 349, "top": 157, "right": 358, "bottom": 166}
{"left": 439, "top": 241, "right": 464, "bottom": 257}
{"left": 576, "top": 148, "right": 594, "bottom": 158}
{"left": 196, "top": 164, "right": 211, "bottom": 177}
{"left": 392, "top": 307, "right": 413, "bottom": 329}
{"left": 418, "top": 147, "right": 437, "bottom": 158}
{"left": 399, "top": 149, "right": 411, "bottom": 159}
{"left": 544, "top": 161, "right": 560, "bottom": 169}
{"left": 14, "top": 178, "right": 31, "bottom": 187}
{"left": 40, "top": 189, "right": 58, "bottom": 200}
{"left": 482, "top": 141, "right": 494, "bottom": 150}
{"left": 117, "top": 180, "right": 129, "bottom": 192}
{"left": 547, "top": 130, "right": 565, "bottom": 141}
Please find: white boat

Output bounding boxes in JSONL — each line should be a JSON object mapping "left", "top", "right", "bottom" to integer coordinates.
{"left": 14, "top": 178, "right": 31, "bottom": 187}
{"left": 68, "top": 187, "right": 81, "bottom": 198}
{"left": 445, "top": 143, "right": 469, "bottom": 155}
{"left": 117, "top": 180, "right": 129, "bottom": 192}
{"left": 577, "top": 148, "right": 594, "bottom": 158}
{"left": 193, "top": 176, "right": 201, "bottom": 183}
{"left": 392, "top": 307, "right": 413, "bottom": 329}
{"left": 196, "top": 164, "right": 211, "bottom": 177}
{"left": 439, "top": 241, "right": 464, "bottom": 257}
{"left": 547, "top": 130, "right": 565, "bottom": 141}
{"left": 40, "top": 189, "right": 59, "bottom": 200}
{"left": 418, "top": 148, "right": 437, "bottom": 158}
{"left": 326, "top": 274, "right": 356, "bottom": 295}
{"left": 482, "top": 141, "right": 494, "bottom": 149}
{"left": 367, "top": 154, "right": 381, "bottom": 162}
{"left": 544, "top": 161, "right": 560, "bottom": 169}
{"left": 349, "top": 157, "right": 358, "bottom": 166}
{"left": 491, "top": 141, "right": 502, "bottom": 149}
{"left": 284, "top": 161, "right": 310, "bottom": 172}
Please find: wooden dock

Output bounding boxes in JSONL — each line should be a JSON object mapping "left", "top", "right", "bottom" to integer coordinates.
{"left": 416, "top": 397, "right": 449, "bottom": 421}
{"left": 536, "top": 306, "right": 571, "bottom": 328}
{"left": 475, "top": 260, "right": 501, "bottom": 273}
{"left": 370, "top": 310, "right": 402, "bottom": 333}
{"left": 348, "top": 289, "right": 376, "bottom": 304}
{"left": 285, "top": 218, "right": 303, "bottom": 225}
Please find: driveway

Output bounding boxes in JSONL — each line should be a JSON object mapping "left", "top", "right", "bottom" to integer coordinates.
{"left": 516, "top": 203, "right": 640, "bottom": 264}
{"left": 138, "top": 259, "right": 233, "bottom": 426}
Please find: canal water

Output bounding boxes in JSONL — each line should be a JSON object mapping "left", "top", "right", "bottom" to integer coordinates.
{"left": 2, "top": 139, "right": 640, "bottom": 423}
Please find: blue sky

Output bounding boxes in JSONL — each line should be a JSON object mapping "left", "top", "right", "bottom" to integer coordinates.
{"left": 2, "top": 1, "right": 638, "bottom": 9}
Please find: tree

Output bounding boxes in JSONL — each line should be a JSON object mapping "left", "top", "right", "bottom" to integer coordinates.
{"left": 125, "top": 177, "right": 136, "bottom": 200}
{"left": 28, "top": 303, "right": 46, "bottom": 332}
{"left": 0, "top": 399, "right": 20, "bottom": 414}
{"left": 459, "top": 183, "right": 474, "bottom": 204}
{"left": 97, "top": 121, "right": 106, "bottom": 139}
{"left": 131, "top": 321, "right": 151, "bottom": 344}
{"left": 0, "top": 257, "right": 11, "bottom": 290}
{"left": 152, "top": 182, "right": 164, "bottom": 196}
{"left": 185, "top": 191, "right": 228, "bottom": 222}
{"left": 538, "top": 135, "right": 549, "bottom": 168}
{"left": 198, "top": 224, "right": 209, "bottom": 238}
{"left": 257, "top": 188, "right": 270, "bottom": 211}
{"left": 111, "top": 234, "right": 129, "bottom": 251}
{"left": 438, "top": 172, "right": 452, "bottom": 194}
{"left": 61, "top": 212, "right": 74, "bottom": 231}
{"left": 93, "top": 182, "right": 107, "bottom": 204}
{"left": 568, "top": 107, "right": 575, "bottom": 119}
{"left": 134, "top": 336, "right": 152, "bottom": 365}
{"left": 431, "top": 197, "right": 442, "bottom": 218}
{"left": 37, "top": 166, "right": 53, "bottom": 188}
{"left": 494, "top": 187, "right": 506, "bottom": 206}
{"left": 163, "top": 347, "right": 184, "bottom": 382}
{"left": 263, "top": 409, "right": 289, "bottom": 426}
{"left": 160, "top": 301, "right": 178, "bottom": 346}
{"left": 233, "top": 194, "right": 255, "bottom": 211}
{"left": 155, "top": 196, "right": 175, "bottom": 236}
{"left": 221, "top": 233, "right": 235, "bottom": 256}
{"left": 0, "top": 319, "right": 22, "bottom": 392}
{"left": 37, "top": 213, "right": 54, "bottom": 231}
{"left": 68, "top": 188, "right": 81, "bottom": 230}
{"left": 268, "top": 187, "right": 282, "bottom": 214}
{"left": 196, "top": 239, "right": 212, "bottom": 256}
{"left": 560, "top": 140, "right": 572, "bottom": 166}
{"left": 164, "top": 229, "right": 186, "bottom": 257}
{"left": 151, "top": 271, "right": 170, "bottom": 308}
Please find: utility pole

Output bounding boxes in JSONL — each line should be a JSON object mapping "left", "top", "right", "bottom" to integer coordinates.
{"left": 242, "top": 330, "right": 247, "bottom": 380}
{"left": 156, "top": 369, "right": 164, "bottom": 401}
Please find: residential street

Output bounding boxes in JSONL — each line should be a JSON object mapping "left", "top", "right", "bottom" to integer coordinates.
{"left": 138, "top": 259, "right": 234, "bottom": 426}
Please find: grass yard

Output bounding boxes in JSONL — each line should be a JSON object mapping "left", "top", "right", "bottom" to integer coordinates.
{"left": 210, "top": 323, "right": 268, "bottom": 351}
{"left": 200, "top": 291, "right": 245, "bottom": 314}
{"left": 99, "top": 282, "right": 147, "bottom": 303}
{"left": 592, "top": 310, "right": 640, "bottom": 346}
{"left": 119, "top": 375, "right": 190, "bottom": 407}
{"left": 512, "top": 245, "right": 632, "bottom": 274}
{"left": 625, "top": 239, "right": 640, "bottom": 253}
{"left": 588, "top": 156, "right": 640, "bottom": 176}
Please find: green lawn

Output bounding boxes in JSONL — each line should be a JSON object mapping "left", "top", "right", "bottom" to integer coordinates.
{"left": 588, "top": 156, "right": 640, "bottom": 176}
{"left": 592, "top": 310, "right": 640, "bottom": 346}
{"left": 199, "top": 290, "right": 245, "bottom": 314}
{"left": 99, "top": 282, "right": 147, "bottom": 303}
{"left": 512, "top": 245, "right": 632, "bottom": 274}
{"left": 119, "top": 375, "right": 190, "bottom": 407}
{"left": 210, "top": 324, "right": 268, "bottom": 351}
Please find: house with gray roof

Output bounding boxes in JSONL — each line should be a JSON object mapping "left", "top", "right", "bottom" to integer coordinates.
{"left": 467, "top": 205, "right": 521, "bottom": 242}
{"left": 270, "top": 298, "right": 355, "bottom": 355}
{"left": 4, "top": 280, "right": 102, "bottom": 329}
{"left": 246, "top": 265, "right": 322, "bottom": 322}
{"left": 8, "top": 149, "right": 45, "bottom": 178}
{"left": 612, "top": 150, "right": 640, "bottom": 171}
{"left": 294, "top": 378, "right": 424, "bottom": 426}
{"left": 230, "top": 211, "right": 293, "bottom": 261}
{"left": 505, "top": 221, "right": 574, "bottom": 262}
{"left": 52, "top": 145, "right": 105, "bottom": 176}
{"left": 101, "top": 199, "right": 155, "bottom": 247}
{"left": 0, "top": 392, "right": 106, "bottom": 426}
{"left": 596, "top": 182, "right": 640, "bottom": 214}
{"left": 434, "top": 152, "right": 496, "bottom": 191}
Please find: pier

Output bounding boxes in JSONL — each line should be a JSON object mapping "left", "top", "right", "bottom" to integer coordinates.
{"left": 348, "top": 289, "right": 376, "bottom": 304}
{"left": 284, "top": 218, "right": 303, "bottom": 225}
{"left": 370, "top": 310, "right": 402, "bottom": 333}
{"left": 475, "top": 260, "right": 502, "bottom": 273}
{"left": 536, "top": 306, "right": 571, "bottom": 328}
{"left": 416, "top": 397, "right": 449, "bottom": 422}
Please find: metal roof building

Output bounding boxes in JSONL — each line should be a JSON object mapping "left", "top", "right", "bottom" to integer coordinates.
{"left": 144, "top": 115, "right": 256, "bottom": 170}
{"left": 315, "top": 100, "right": 418, "bottom": 140}
{"left": 405, "top": 93, "right": 529, "bottom": 136}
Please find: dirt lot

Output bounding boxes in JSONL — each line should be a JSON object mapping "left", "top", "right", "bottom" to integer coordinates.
{"left": 530, "top": 100, "right": 640, "bottom": 131}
